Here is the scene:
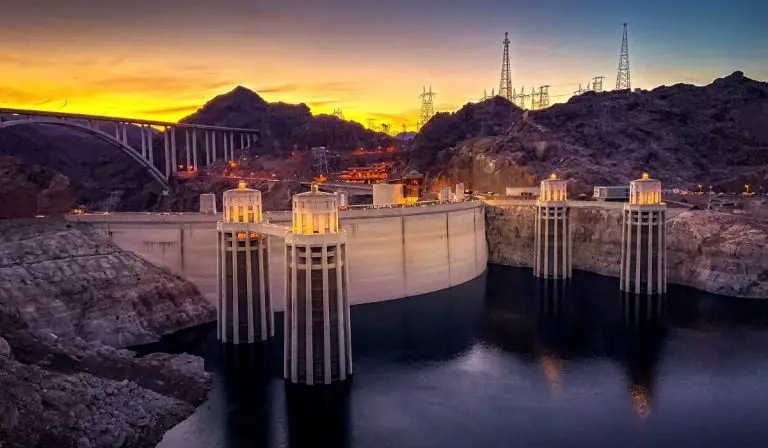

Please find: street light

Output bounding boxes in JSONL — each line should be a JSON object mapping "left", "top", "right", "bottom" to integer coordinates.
{"left": 744, "top": 184, "right": 750, "bottom": 195}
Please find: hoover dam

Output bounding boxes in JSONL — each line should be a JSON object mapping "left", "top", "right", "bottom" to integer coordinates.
{"left": 68, "top": 200, "right": 489, "bottom": 310}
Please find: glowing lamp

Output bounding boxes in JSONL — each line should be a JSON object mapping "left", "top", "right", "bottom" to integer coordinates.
{"left": 549, "top": 173, "right": 557, "bottom": 180}
{"left": 238, "top": 180, "right": 247, "bottom": 189}
{"left": 641, "top": 172, "right": 650, "bottom": 180}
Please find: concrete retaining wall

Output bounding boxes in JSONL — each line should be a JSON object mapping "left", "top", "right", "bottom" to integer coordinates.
{"left": 68, "top": 201, "right": 489, "bottom": 309}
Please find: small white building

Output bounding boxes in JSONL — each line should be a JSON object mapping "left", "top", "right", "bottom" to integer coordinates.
{"left": 505, "top": 186, "right": 540, "bottom": 198}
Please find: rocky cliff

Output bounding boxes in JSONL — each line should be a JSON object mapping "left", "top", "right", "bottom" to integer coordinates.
{"left": 0, "top": 219, "right": 216, "bottom": 447}
{"left": 0, "top": 156, "right": 74, "bottom": 219}
{"left": 486, "top": 204, "right": 768, "bottom": 298}
{"left": 416, "top": 72, "right": 768, "bottom": 195}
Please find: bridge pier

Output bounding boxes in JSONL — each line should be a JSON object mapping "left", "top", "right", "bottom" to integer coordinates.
{"left": 205, "top": 131, "right": 211, "bottom": 166}
{"left": 121, "top": 123, "right": 127, "bottom": 145}
{"left": 140, "top": 125, "right": 147, "bottom": 158}
{"left": 212, "top": 131, "right": 217, "bottom": 161}
{"left": 223, "top": 132, "right": 229, "bottom": 162}
{"left": 230, "top": 132, "right": 235, "bottom": 160}
{"left": 185, "top": 129, "right": 191, "bottom": 171}
{"left": 171, "top": 126, "right": 178, "bottom": 173}
{"left": 192, "top": 129, "right": 198, "bottom": 170}
{"left": 164, "top": 127, "right": 171, "bottom": 178}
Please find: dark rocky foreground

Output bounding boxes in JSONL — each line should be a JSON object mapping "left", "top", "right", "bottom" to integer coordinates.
{"left": 0, "top": 219, "right": 217, "bottom": 447}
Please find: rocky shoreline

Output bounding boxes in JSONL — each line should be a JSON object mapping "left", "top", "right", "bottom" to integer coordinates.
{"left": 0, "top": 218, "right": 217, "bottom": 447}
{"left": 486, "top": 205, "right": 768, "bottom": 298}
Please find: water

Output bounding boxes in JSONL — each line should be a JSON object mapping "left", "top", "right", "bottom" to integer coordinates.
{"left": 152, "top": 266, "right": 768, "bottom": 448}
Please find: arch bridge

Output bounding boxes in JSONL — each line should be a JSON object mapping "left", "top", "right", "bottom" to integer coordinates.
{"left": 0, "top": 107, "right": 260, "bottom": 190}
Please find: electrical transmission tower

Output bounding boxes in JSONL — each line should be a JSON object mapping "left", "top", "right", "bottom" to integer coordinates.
{"left": 312, "top": 147, "right": 329, "bottom": 177}
{"left": 530, "top": 87, "right": 539, "bottom": 110}
{"left": 615, "top": 23, "right": 631, "bottom": 90}
{"left": 401, "top": 124, "right": 407, "bottom": 134}
{"left": 381, "top": 123, "right": 390, "bottom": 135}
{"left": 538, "top": 85, "right": 550, "bottom": 109}
{"left": 515, "top": 85, "right": 528, "bottom": 109}
{"left": 499, "top": 32, "right": 513, "bottom": 101}
{"left": 592, "top": 76, "right": 605, "bottom": 93}
{"left": 333, "top": 108, "right": 344, "bottom": 120}
{"left": 574, "top": 83, "right": 588, "bottom": 95}
{"left": 367, "top": 118, "right": 376, "bottom": 130}
{"left": 417, "top": 86, "right": 436, "bottom": 129}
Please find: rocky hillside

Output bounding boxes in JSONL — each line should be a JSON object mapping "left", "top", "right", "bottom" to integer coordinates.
{"left": 160, "top": 175, "right": 301, "bottom": 212}
{"left": 181, "top": 86, "right": 392, "bottom": 154}
{"left": 0, "top": 156, "right": 73, "bottom": 218}
{"left": 0, "top": 218, "right": 216, "bottom": 447}
{"left": 485, "top": 205, "right": 768, "bottom": 298}
{"left": 0, "top": 121, "right": 164, "bottom": 211}
{"left": 415, "top": 72, "right": 768, "bottom": 195}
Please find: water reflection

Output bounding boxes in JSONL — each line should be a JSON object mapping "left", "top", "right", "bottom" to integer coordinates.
{"left": 607, "top": 293, "right": 667, "bottom": 420}
{"left": 215, "top": 345, "right": 272, "bottom": 448}
{"left": 284, "top": 383, "right": 351, "bottom": 448}
{"left": 350, "top": 272, "right": 487, "bottom": 362}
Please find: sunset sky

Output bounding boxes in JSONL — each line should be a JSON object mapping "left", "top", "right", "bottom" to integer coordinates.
{"left": 0, "top": 0, "right": 765, "bottom": 129}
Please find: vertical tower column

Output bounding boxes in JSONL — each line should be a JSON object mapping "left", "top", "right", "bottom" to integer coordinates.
{"left": 185, "top": 128, "right": 191, "bottom": 171}
{"left": 205, "top": 131, "right": 211, "bottom": 166}
{"left": 164, "top": 127, "right": 171, "bottom": 178}
{"left": 171, "top": 126, "right": 178, "bottom": 173}
{"left": 192, "top": 129, "right": 198, "bottom": 170}
{"left": 212, "top": 131, "right": 217, "bottom": 161}
{"left": 285, "top": 184, "right": 352, "bottom": 386}
{"left": 534, "top": 174, "right": 571, "bottom": 279}
{"left": 223, "top": 132, "right": 229, "bottom": 161}
{"left": 217, "top": 181, "right": 273, "bottom": 344}
{"left": 619, "top": 173, "right": 666, "bottom": 295}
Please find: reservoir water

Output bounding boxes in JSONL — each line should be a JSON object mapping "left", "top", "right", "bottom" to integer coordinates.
{"left": 153, "top": 265, "right": 768, "bottom": 447}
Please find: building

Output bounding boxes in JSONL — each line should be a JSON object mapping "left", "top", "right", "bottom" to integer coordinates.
{"left": 284, "top": 184, "right": 352, "bottom": 385}
{"left": 593, "top": 186, "right": 630, "bottom": 201}
{"left": 199, "top": 193, "right": 217, "bottom": 214}
{"left": 506, "top": 186, "right": 541, "bottom": 198}
{"left": 373, "top": 183, "right": 405, "bottom": 206}
{"left": 619, "top": 173, "right": 666, "bottom": 295}
{"left": 216, "top": 181, "right": 273, "bottom": 344}
{"left": 534, "top": 174, "right": 571, "bottom": 279}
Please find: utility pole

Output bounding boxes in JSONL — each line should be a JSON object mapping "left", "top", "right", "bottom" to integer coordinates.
{"left": 499, "top": 32, "right": 513, "bottom": 101}
{"left": 367, "top": 118, "right": 376, "bottom": 130}
{"left": 401, "top": 124, "right": 407, "bottom": 134}
{"left": 616, "top": 23, "right": 631, "bottom": 90}
{"left": 574, "top": 84, "right": 588, "bottom": 95}
{"left": 333, "top": 108, "right": 344, "bottom": 120}
{"left": 417, "top": 86, "right": 436, "bottom": 129}
{"left": 381, "top": 123, "right": 390, "bottom": 135}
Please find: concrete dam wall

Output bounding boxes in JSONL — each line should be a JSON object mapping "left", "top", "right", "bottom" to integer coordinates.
{"left": 485, "top": 199, "right": 768, "bottom": 298}
{"left": 69, "top": 201, "right": 488, "bottom": 309}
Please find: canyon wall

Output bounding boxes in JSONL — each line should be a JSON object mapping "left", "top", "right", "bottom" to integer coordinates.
{"left": 0, "top": 219, "right": 216, "bottom": 448}
{"left": 485, "top": 202, "right": 768, "bottom": 298}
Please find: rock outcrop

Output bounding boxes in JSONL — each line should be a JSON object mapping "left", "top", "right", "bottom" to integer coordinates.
{"left": 486, "top": 204, "right": 768, "bottom": 298}
{"left": 0, "top": 218, "right": 216, "bottom": 447}
{"left": 0, "top": 218, "right": 215, "bottom": 347}
{"left": 416, "top": 72, "right": 768, "bottom": 195}
{"left": 0, "top": 156, "right": 74, "bottom": 219}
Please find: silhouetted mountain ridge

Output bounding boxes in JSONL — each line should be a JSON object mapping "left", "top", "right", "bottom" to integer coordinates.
{"left": 414, "top": 71, "right": 768, "bottom": 194}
